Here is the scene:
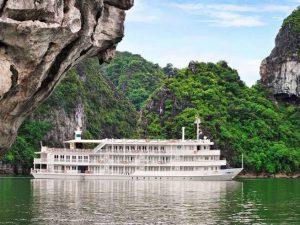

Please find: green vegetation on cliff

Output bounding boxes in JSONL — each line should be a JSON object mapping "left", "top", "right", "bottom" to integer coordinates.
{"left": 283, "top": 7, "right": 300, "bottom": 33}
{"left": 36, "top": 57, "right": 138, "bottom": 140}
{"left": 4, "top": 120, "right": 52, "bottom": 173}
{"left": 142, "top": 61, "right": 300, "bottom": 174}
{"left": 100, "top": 51, "right": 165, "bottom": 110}
{"left": 3, "top": 58, "right": 138, "bottom": 172}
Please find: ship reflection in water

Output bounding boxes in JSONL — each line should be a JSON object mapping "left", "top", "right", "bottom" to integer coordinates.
{"left": 31, "top": 180, "right": 241, "bottom": 224}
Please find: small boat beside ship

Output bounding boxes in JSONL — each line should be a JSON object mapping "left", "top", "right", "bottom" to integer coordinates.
{"left": 31, "top": 118, "right": 243, "bottom": 180}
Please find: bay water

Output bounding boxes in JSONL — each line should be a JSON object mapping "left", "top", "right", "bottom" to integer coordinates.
{"left": 0, "top": 178, "right": 299, "bottom": 224}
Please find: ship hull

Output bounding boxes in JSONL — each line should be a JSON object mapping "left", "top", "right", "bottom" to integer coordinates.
{"left": 31, "top": 168, "right": 243, "bottom": 181}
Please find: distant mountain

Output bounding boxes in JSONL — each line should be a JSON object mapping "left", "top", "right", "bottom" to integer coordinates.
{"left": 100, "top": 51, "right": 166, "bottom": 110}
{"left": 141, "top": 61, "right": 300, "bottom": 174}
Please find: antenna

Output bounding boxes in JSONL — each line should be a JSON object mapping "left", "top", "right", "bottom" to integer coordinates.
{"left": 194, "top": 115, "right": 201, "bottom": 140}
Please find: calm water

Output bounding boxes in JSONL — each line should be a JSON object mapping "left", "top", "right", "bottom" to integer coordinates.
{"left": 0, "top": 178, "right": 299, "bottom": 225}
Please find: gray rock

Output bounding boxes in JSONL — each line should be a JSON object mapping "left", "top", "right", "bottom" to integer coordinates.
{"left": 260, "top": 19, "right": 300, "bottom": 102}
{"left": 0, "top": 0, "right": 134, "bottom": 155}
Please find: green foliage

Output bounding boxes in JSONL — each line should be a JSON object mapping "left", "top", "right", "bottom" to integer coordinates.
{"left": 35, "top": 57, "right": 139, "bottom": 140}
{"left": 4, "top": 120, "right": 52, "bottom": 172}
{"left": 100, "top": 51, "right": 165, "bottom": 110}
{"left": 283, "top": 7, "right": 300, "bottom": 33}
{"left": 79, "top": 58, "right": 138, "bottom": 139}
{"left": 142, "top": 61, "right": 300, "bottom": 174}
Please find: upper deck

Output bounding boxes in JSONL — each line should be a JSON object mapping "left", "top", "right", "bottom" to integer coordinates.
{"left": 64, "top": 138, "right": 214, "bottom": 146}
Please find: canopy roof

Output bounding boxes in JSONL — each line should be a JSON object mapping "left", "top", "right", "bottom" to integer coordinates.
{"left": 64, "top": 138, "right": 213, "bottom": 145}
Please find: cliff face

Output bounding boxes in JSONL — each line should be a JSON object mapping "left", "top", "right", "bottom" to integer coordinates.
{"left": 260, "top": 8, "right": 300, "bottom": 103}
{"left": 30, "top": 58, "right": 138, "bottom": 146}
{"left": 0, "top": 0, "right": 133, "bottom": 155}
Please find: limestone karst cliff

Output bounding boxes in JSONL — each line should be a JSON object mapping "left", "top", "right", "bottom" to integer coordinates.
{"left": 0, "top": 0, "right": 133, "bottom": 155}
{"left": 260, "top": 8, "right": 300, "bottom": 103}
{"left": 30, "top": 58, "right": 138, "bottom": 146}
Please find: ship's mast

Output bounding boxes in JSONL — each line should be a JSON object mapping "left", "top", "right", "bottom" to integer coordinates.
{"left": 242, "top": 153, "right": 244, "bottom": 169}
{"left": 195, "top": 116, "right": 201, "bottom": 140}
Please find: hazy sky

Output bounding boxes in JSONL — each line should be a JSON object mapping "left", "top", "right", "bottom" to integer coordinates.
{"left": 118, "top": 0, "right": 299, "bottom": 86}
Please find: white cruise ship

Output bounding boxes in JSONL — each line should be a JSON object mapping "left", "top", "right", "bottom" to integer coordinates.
{"left": 31, "top": 118, "right": 243, "bottom": 180}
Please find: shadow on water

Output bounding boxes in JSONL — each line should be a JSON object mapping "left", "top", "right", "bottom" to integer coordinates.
{"left": 0, "top": 178, "right": 300, "bottom": 224}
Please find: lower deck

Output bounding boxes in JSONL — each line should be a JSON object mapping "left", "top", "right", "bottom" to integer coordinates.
{"left": 33, "top": 164, "right": 222, "bottom": 176}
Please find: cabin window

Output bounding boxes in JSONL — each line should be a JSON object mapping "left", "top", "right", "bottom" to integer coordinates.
{"left": 197, "top": 146, "right": 201, "bottom": 151}
{"left": 205, "top": 156, "right": 209, "bottom": 160}
{"left": 177, "top": 146, "right": 181, "bottom": 149}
